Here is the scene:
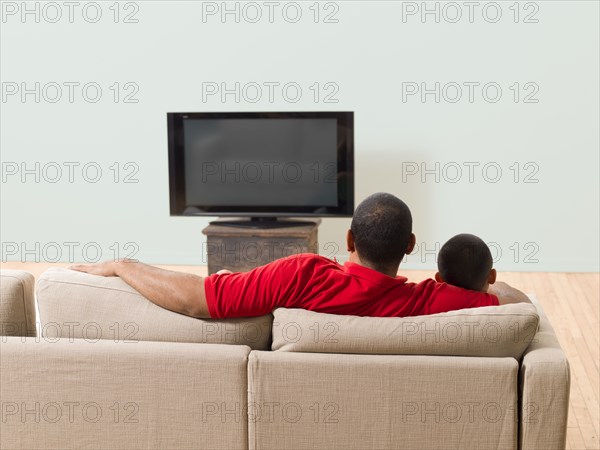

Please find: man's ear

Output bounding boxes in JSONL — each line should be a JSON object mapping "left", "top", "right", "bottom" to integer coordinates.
{"left": 406, "top": 233, "right": 416, "bottom": 255}
{"left": 346, "top": 229, "right": 355, "bottom": 252}
{"left": 488, "top": 268, "right": 497, "bottom": 285}
{"left": 435, "top": 272, "right": 443, "bottom": 283}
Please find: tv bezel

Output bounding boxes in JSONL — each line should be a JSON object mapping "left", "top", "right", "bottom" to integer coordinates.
{"left": 167, "top": 111, "right": 354, "bottom": 218}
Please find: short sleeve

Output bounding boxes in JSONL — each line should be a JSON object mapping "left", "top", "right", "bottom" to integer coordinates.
{"left": 427, "top": 282, "right": 499, "bottom": 314}
{"left": 203, "top": 256, "right": 301, "bottom": 318}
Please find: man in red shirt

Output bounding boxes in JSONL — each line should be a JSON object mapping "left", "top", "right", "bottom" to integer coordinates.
{"left": 71, "top": 193, "right": 530, "bottom": 318}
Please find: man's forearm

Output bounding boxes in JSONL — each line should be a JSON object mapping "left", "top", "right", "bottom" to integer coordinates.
{"left": 113, "top": 261, "right": 210, "bottom": 318}
{"left": 488, "top": 281, "right": 532, "bottom": 305}
{"left": 115, "top": 261, "right": 210, "bottom": 318}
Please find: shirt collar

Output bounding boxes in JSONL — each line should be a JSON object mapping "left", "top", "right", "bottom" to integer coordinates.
{"left": 343, "top": 261, "right": 408, "bottom": 288}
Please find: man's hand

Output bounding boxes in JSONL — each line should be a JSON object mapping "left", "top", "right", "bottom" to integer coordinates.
{"left": 488, "top": 281, "right": 532, "bottom": 305}
{"left": 69, "top": 259, "right": 122, "bottom": 277}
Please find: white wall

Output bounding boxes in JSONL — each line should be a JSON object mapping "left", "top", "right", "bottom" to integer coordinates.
{"left": 1, "top": 1, "right": 598, "bottom": 272}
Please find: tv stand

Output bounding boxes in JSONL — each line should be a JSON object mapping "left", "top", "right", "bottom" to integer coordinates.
{"left": 202, "top": 218, "right": 321, "bottom": 274}
{"left": 210, "top": 217, "right": 315, "bottom": 229}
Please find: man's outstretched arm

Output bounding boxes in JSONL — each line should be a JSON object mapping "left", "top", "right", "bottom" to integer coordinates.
{"left": 70, "top": 260, "right": 211, "bottom": 318}
{"left": 488, "top": 281, "right": 532, "bottom": 305}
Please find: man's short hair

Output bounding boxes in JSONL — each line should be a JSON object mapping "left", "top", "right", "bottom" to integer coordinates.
{"left": 438, "top": 233, "right": 493, "bottom": 291}
{"left": 350, "top": 193, "right": 413, "bottom": 271}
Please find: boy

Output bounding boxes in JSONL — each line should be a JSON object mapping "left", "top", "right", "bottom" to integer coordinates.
{"left": 435, "top": 233, "right": 496, "bottom": 292}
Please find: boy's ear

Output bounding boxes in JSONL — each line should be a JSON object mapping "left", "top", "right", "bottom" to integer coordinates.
{"left": 406, "top": 233, "right": 416, "bottom": 255}
{"left": 435, "top": 272, "right": 443, "bottom": 283}
{"left": 488, "top": 268, "right": 497, "bottom": 285}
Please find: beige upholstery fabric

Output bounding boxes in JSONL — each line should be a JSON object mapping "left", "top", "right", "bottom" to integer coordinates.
{"left": 519, "top": 303, "right": 570, "bottom": 450}
{"left": 0, "top": 270, "right": 36, "bottom": 337}
{"left": 0, "top": 337, "right": 250, "bottom": 449}
{"left": 248, "top": 350, "right": 518, "bottom": 450}
{"left": 37, "top": 268, "right": 272, "bottom": 350}
{"left": 272, "top": 303, "right": 539, "bottom": 359}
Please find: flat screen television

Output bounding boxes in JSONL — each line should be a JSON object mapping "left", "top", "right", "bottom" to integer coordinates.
{"left": 167, "top": 112, "right": 354, "bottom": 227}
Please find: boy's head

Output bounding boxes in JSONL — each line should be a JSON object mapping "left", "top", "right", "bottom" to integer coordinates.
{"left": 435, "top": 233, "right": 496, "bottom": 292}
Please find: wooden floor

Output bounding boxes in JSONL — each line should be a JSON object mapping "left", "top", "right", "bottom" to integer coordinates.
{"left": 2, "top": 262, "right": 599, "bottom": 450}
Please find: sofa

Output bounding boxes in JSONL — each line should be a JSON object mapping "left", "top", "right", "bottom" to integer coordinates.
{"left": 0, "top": 268, "right": 571, "bottom": 450}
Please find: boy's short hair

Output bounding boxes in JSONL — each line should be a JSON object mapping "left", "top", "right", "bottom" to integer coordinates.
{"left": 438, "top": 234, "right": 493, "bottom": 291}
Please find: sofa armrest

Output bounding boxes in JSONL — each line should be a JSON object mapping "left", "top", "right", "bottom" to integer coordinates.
{"left": 0, "top": 270, "right": 36, "bottom": 337}
{"left": 519, "top": 304, "right": 570, "bottom": 450}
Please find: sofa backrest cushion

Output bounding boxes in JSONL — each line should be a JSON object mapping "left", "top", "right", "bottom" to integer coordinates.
{"left": 272, "top": 303, "right": 539, "bottom": 359}
{"left": 37, "top": 268, "right": 272, "bottom": 350}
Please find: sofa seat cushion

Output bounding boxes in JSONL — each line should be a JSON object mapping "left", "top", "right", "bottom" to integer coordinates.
{"left": 37, "top": 268, "right": 272, "bottom": 350}
{"left": 272, "top": 303, "right": 539, "bottom": 359}
{"left": 0, "top": 270, "right": 36, "bottom": 337}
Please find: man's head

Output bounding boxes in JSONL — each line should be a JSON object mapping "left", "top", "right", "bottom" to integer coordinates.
{"left": 435, "top": 233, "right": 496, "bottom": 292}
{"left": 348, "top": 193, "right": 415, "bottom": 275}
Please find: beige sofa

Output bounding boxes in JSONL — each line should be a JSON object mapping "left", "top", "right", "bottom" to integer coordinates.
{"left": 0, "top": 268, "right": 570, "bottom": 450}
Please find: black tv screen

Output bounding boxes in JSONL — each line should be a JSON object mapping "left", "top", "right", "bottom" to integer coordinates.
{"left": 168, "top": 112, "right": 354, "bottom": 218}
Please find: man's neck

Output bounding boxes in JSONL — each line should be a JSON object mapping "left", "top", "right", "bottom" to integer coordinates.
{"left": 348, "top": 253, "right": 399, "bottom": 278}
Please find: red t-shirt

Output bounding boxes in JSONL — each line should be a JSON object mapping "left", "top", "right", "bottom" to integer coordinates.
{"left": 204, "top": 253, "right": 499, "bottom": 319}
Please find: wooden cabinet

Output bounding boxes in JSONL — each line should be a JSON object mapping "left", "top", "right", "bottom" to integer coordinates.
{"left": 202, "top": 219, "right": 320, "bottom": 274}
